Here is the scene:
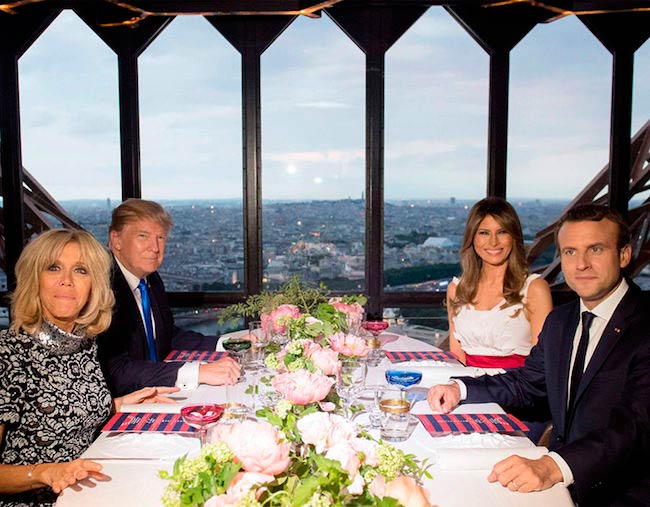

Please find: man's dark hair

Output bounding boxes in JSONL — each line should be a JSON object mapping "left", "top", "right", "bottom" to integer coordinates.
{"left": 554, "top": 204, "right": 631, "bottom": 251}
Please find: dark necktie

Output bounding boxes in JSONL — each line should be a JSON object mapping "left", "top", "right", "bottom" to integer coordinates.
{"left": 568, "top": 311, "right": 595, "bottom": 410}
{"left": 138, "top": 279, "right": 157, "bottom": 362}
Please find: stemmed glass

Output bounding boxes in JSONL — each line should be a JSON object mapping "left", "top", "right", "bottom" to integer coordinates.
{"left": 336, "top": 358, "right": 367, "bottom": 420}
{"left": 385, "top": 369, "right": 423, "bottom": 400}
{"left": 180, "top": 404, "right": 224, "bottom": 448}
{"left": 363, "top": 320, "right": 389, "bottom": 338}
{"left": 223, "top": 337, "right": 252, "bottom": 381}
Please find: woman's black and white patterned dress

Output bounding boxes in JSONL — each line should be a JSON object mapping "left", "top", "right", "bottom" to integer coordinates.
{"left": 0, "top": 323, "right": 112, "bottom": 506}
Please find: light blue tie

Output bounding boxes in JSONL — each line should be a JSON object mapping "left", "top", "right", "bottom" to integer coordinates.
{"left": 138, "top": 279, "right": 157, "bottom": 362}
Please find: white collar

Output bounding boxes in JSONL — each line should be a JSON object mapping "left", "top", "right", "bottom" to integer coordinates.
{"left": 114, "top": 255, "right": 144, "bottom": 293}
{"left": 579, "top": 278, "right": 629, "bottom": 321}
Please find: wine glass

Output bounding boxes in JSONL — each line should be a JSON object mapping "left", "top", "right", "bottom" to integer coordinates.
{"left": 223, "top": 337, "right": 252, "bottom": 381}
{"left": 336, "top": 359, "right": 367, "bottom": 420}
{"left": 385, "top": 369, "right": 423, "bottom": 400}
{"left": 363, "top": 320, "right": 389, "bottom": 338}
{"left": 180, "top": 404, "right": 224, "bottom": 448}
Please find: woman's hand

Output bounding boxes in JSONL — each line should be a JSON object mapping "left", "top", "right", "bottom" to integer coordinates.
{"left": 113, "top": 386, "right": 180, "bottom": 412}
{"left": 39, "top": 459, "right": 106, "bottom": 493}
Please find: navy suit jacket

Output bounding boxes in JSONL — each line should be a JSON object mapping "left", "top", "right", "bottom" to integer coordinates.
{"left": 460, "top": 282, "right": 650, "bottom": 506}
{"left": 97, "top": 259, "right": 218, "bottom": 396}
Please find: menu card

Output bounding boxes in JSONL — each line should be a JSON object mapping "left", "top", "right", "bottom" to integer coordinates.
{"left": 385, "top": 350, "right": 457, "bottom": 363}
{"left": 164, "top": 350, "right": 229, "bottom": 362}
{"left": 417, "top": 413, "right": 529, "bottom": 435}
{"left": 102, "top": 412, "right": 194, "bottom": 433}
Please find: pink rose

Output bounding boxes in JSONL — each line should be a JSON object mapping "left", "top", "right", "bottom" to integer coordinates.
{"left": 370, "top": 476, "right": 433, "bottom": 507}
{"left": 210, "top": 420, "right": 291, "bottom": 476}
{"left": 309, "top": 347, "right": 341, "bottom": 376}
{"left": 262, "top": 304, "right": 301, "bottom": 333}
{"left": 272, "top": 370, "right": 334, "bottom": 405}
{"left": 328, "top": 332, "right": 369, "bottom": 357}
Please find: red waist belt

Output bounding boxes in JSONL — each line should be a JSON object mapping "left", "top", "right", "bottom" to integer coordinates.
{"left": 465, "top": 353, "right": 526, "bottom": 369}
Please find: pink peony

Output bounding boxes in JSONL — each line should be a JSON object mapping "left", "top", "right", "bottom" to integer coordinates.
{"left": 329, "top": 298, "right": 364, "bottom": 333}
{"left": 325, "top": 440, "right": 361, "bottom": 477}
{"left": 262, "top": 304, "right": 301, "bottom": 333}
{"left": 328, "top": 332, "right": 369, "bottom": 358}
{"left": 350, "top": 437, "right": 379, "bottom": 466}
{"left": 309, "top": 347, "right": 341, "bottom": 376}
{"left": 204, "top": 472, "right": 274, "bottom": 507}
{"left": 297, "top": 412, "right": 355, "bottom": 453}
{"left": 370, "top": 476, "right": 433, "bottom": 507}
{"left": 272, "top": 370, "right": 334, "bottom": 405}
{"left": 210, "top": 420, "right": 291, "bottom": 476}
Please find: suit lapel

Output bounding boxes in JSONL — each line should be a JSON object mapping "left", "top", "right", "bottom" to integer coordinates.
{"left": 556, "top": 302, "right": 579, "bottom": 434}
{"left": 574, "top": 288, "right": 638, "bottom": 403}
{"left": 112, "top": 260, "right": 149, "bottom": 349}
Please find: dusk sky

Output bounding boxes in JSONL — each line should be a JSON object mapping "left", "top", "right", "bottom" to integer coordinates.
{"left": 17, "top": 7, "right": 650, "bottom": 203}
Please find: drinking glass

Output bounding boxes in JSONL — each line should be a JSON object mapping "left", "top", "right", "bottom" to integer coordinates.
{"left": 180, "top": 404, "right": 224, "bottom": 448}
{"left": 363, "top": 320, "right": 389, "bottom": 338}
{"left": 222, "top": 337, "right": 252, "bottom": 381}
{"left": 336, "top": 359, "right": 367, "bottom": 419}
{"left": 385, "top": 369, "right": 423, "bottom": 399}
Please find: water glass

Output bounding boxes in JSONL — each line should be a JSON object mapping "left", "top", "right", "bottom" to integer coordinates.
{"left": 336, "top": 359, "right": 367, "bottom": 419}
{"left": 378, "top": 395, "right": 412, "bottom": 442}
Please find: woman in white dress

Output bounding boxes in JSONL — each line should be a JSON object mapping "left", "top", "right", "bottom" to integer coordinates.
{"left": 447, "top": 197, "right": 553, "bottom": 369}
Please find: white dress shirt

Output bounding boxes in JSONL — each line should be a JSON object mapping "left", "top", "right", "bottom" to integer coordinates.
{"left": 114, "top": 258, "right": 201, "bottom": 390}
{"left": 453, "top": 278, "right": 629, "bottom": 485}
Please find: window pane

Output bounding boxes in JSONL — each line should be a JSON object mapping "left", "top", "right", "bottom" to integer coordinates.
{"left": 384, "top": 8, "right": 488, "bottom": 290}
{"left": 262, "top": 16, "right": 364, "bottom": 290}
{"left": 20, "top": 11, "right": 120, "bottom": 244}
{"left": 140, "top": 17, "right": 243, "bottom": 292}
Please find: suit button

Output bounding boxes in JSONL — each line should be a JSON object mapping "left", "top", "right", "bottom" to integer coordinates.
{"left": 556, "top": 436, "right": 564, "bottom": 443}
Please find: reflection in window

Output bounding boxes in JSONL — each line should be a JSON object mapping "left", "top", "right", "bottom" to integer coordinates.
{"left": 140, "top": 17, "right": 243, "bottom": 292}
{"left": 384, "top": 7, "right": 487, "bottom": 290}
{"left": 262, "top": 16, "right": 364, "bottom": 290}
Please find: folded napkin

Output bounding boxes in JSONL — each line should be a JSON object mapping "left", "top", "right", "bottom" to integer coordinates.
{"left": 418, "top": 413, "right": 529, "bottom": 435}
{"left": 117, "top": 403, "right": 182, "bottom": 414}
{"left": 433, "top": 446, "right": 549, "bottom": 471}
{"left": 102, "top": 412, "right": 194, "bottom": 433}
{"left": 385, "top": 350, "right": 457, "bottom": 363}
{"left": 165, "top": 350, "right": 228, "bottom": 362}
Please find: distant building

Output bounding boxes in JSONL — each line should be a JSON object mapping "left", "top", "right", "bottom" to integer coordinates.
{"left": 422, "top": 237, "right": 454, "bottom": 248}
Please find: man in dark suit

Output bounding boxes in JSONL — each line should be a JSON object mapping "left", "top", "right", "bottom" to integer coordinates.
{"left": 97, "top": 199, "right": 240, "bottom": 396}
{"left": 427, "top": 204, "right": 650, "bottom": 506}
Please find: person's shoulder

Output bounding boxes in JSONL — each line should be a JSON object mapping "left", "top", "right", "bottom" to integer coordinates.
{"left": 526, "top": 276, "right": 551, "bottom": 298}
{"left": 0, "top": 328, "right": 26, "bottom": 354}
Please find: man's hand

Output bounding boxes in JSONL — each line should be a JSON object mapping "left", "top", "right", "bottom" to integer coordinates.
{"left": 487, "top": 455, "right": 564, "bottom": 493}
{"left": 426, "top": 383, "right": 461, "bottom": 413}
{"left": 113, "top": 386, "right": 180, "bottom": 412}
{"left": 39, "top": 459, "right": 107, "bottom": 494}
{"left": 198, "top": 356, "right": 241, "bottom": 385}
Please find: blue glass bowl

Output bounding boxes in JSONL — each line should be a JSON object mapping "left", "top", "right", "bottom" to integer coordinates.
{"left": 385, "top": 369, "right": 423, "bottom": 389}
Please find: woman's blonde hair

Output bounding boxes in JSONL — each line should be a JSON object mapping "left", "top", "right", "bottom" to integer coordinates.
{"left": 11, "top": 229, "right": 115, "bottom": 337}
{"left": 451, "top": 197, "right": 528, "bottom": 315}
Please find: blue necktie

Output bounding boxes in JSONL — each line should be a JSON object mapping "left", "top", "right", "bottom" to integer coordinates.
{"left": 568, "top": 311, "right": 595, "bottom": 410}
{"left": 138, "top": 279, "right": 157, "bottom": 362}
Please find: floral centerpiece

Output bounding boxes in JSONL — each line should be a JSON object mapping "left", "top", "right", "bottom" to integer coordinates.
{"left": 160, "top": 414, "right": 433, "bottom": 507}
{"left": 162, "top": 278, "right": 433, "bottom": 506}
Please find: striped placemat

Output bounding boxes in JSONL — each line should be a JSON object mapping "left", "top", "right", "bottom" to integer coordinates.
{"left": 102, "top": 412, "right": 194, "bottom": 433}
{"left": 385, "top": 350, "right": 457, "bottom": 362}
{"left": 417, "top": 413, "right": 529, "bottom": 435}
{"left": 164, "top": 350, "right": 229, "bottom": 362}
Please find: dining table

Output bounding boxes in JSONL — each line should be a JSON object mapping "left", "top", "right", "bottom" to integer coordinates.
{"left": 55, "top": 332, "right": 575, "bottom": 507}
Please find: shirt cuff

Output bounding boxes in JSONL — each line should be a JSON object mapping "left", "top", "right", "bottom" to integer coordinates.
{"left": 175, "top": 362, "right": 200, "bottom": 390}
{"left": 450, "top": 379, "right": 467, "bottom": 400}
{"left": 547, "top": 451, "right": 574, "bottom": 485}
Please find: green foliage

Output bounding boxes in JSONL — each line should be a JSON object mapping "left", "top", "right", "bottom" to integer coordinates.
{"left": 218, "top": 275, "right": 366, "bottom": 325}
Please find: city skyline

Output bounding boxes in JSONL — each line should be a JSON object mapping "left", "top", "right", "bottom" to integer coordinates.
{"left": 16, "top": 8, "right": 650, "bottom": 202}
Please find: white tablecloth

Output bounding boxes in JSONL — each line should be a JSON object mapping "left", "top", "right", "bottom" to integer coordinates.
{"left": 56, "top": 334, "right": 574, "bottom": 507}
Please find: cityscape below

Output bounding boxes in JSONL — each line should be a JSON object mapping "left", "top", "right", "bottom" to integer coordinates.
{"left": 1, "top": 198, "right": 648, "bottom": 338}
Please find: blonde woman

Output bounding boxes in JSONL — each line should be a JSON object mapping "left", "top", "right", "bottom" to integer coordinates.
{"left": 0, "top": 229, "right": 176, "bottom": 506}
{"left": 447, "top": 198, "right": 553, "bottom": 368}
